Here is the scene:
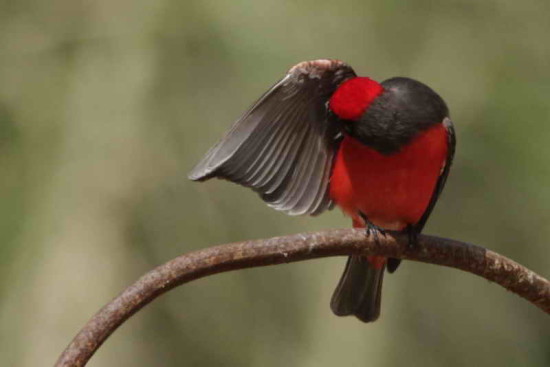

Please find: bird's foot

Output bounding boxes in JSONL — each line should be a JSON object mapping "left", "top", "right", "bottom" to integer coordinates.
{"left": 366, "top": 224, "right": 387, "bottom": 243}
{"left": 360, "top": 213, "right": 387, "bottom": 243}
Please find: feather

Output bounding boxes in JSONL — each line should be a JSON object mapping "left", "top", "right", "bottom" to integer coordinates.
{"left": 188, "top": 60, "right": 356, "bottom": 216}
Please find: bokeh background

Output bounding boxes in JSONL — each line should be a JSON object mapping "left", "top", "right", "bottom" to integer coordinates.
{"left": 1, "top": 0, "right": 549, "bottom": 366}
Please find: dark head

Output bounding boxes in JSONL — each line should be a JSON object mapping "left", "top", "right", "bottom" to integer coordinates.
{"left": 329, "top": 76, "right": 449, "bottom": 154}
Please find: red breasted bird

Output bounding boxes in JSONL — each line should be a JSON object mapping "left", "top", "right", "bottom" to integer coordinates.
{"left": 188, "top": 59, "right": 456, "bottom": 322}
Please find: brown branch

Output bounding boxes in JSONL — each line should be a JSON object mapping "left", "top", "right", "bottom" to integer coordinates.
{"left": 55, "top": 229, "right": 550, "bottom": 367}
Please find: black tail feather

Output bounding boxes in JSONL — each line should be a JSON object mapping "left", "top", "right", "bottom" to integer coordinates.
{"left": 330, "top": 256, "right": 384, "bottom": 322}
{"left": 387, "top": 257, "right": 401, "bottom": 273}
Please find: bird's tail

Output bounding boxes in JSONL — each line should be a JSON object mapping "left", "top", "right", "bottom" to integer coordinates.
{"left": 330, "top": 255, "right": 385, "bottom": 322}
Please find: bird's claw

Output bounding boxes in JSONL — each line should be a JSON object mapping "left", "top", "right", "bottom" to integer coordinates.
{"left": 365, "top": 223, "right": 387, "bottom": 243}
{"left": 359, "top": 212, "right": 387, "bottom": 243}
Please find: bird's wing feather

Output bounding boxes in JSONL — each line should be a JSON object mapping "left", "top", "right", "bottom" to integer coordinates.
{"left": 188, "top": 59, "right": 356, "bottom": 216}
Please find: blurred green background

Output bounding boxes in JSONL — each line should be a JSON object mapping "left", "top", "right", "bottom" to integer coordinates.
{"left": 1, "top": 0, "right": 549, "bottom": 366}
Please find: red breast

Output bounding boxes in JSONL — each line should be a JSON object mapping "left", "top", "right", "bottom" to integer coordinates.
{"left": 329, "top": 123, "right": 449, "bottom": 230}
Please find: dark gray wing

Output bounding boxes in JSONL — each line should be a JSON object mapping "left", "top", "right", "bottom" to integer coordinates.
{"left": 188, "top": 60, "right": 356, "bottom": 216}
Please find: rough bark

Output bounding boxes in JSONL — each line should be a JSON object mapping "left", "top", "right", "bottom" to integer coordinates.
{"left": 55, "top": 229, "right": 550, "bottom": 367}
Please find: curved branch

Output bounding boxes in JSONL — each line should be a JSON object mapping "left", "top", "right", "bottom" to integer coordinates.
{"left": 55, "top": 229, "right": 550, "bottom": 367}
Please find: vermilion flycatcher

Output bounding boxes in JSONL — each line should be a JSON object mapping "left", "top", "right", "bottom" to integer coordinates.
{"left": 189, "top": 59, "right": 456, "bottom": 322}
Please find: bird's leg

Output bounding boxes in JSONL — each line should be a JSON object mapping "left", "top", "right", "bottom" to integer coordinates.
{"left": 406, "top": 225, "right": 418, "bottom": 250}
{"left": 359, "top": 212, "right": 386, "bottom": 243}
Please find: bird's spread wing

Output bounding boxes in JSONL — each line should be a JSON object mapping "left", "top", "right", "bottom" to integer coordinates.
{"left": 188, "top": 59, "right": 356, "bottom": 216}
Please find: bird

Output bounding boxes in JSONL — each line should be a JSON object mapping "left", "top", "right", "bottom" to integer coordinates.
{"left": 188, "top": 59, "right": 456, "bottom": 322}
